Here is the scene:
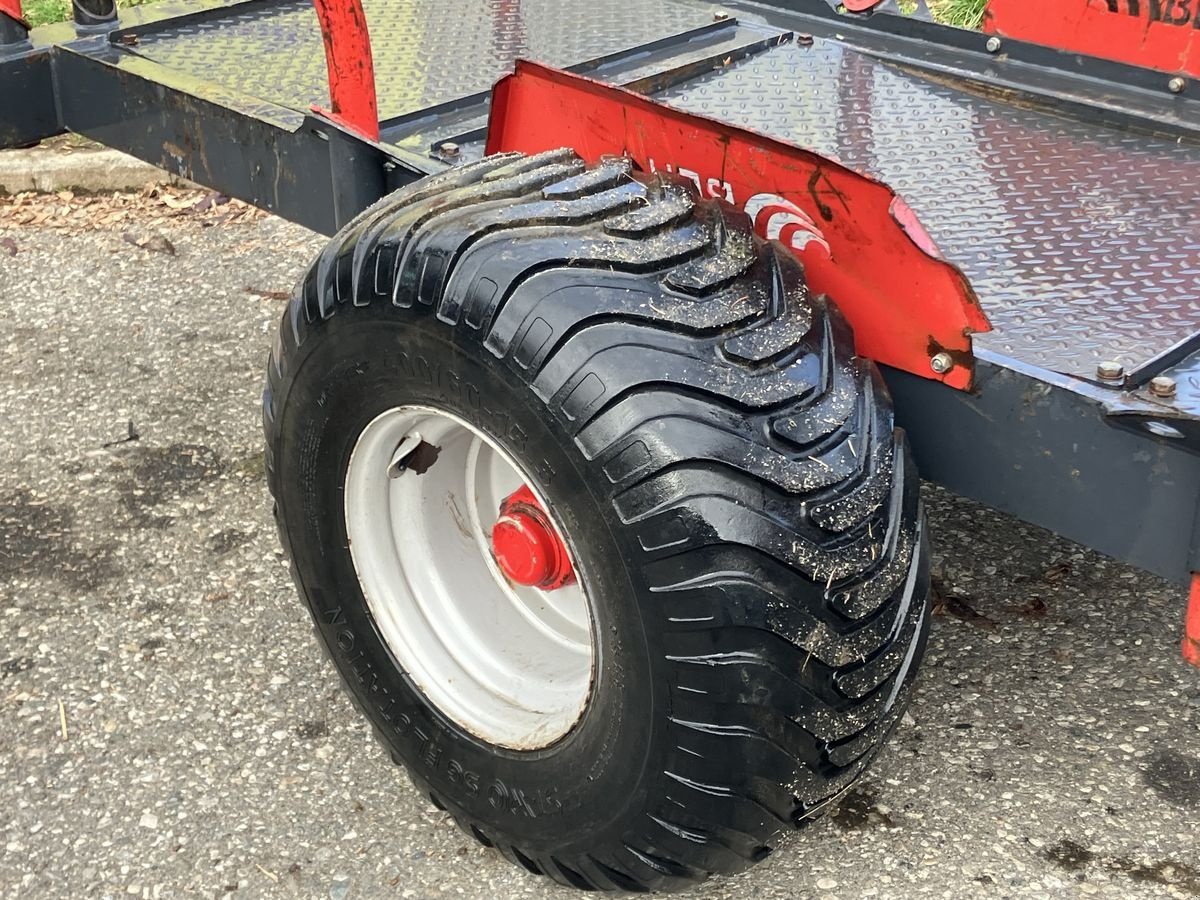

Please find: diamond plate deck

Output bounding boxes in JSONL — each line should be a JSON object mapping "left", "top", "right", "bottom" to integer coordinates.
{"left": 652, "top": 41, "right": 1200, "bottom": 380}
{"left": 133, "top": 0, "right": 711, "bottom": 123}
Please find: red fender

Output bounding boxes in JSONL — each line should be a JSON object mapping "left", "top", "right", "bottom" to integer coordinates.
{"left": 486, "top": 62, "right": 990, "bottom": 390}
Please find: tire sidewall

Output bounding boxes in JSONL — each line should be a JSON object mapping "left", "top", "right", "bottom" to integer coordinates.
{"left": 272, "top": 307, "right": 665, "bottom": 852}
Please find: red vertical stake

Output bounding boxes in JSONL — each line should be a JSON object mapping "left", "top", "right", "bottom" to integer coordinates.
{"left": 311, "top": 0, "right": 380, "bottom": 142}
{"left": 1184, "top": 574, "right": 1200, "bottom": 669}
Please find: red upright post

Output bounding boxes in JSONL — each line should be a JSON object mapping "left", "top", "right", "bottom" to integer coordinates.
{"left": 311, "top": 0, "right": 380, "bottom": 142}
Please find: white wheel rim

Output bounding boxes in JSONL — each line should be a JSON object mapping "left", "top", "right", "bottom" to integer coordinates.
{"left": 344, "top": 405, "right": 595, "bottom": 750}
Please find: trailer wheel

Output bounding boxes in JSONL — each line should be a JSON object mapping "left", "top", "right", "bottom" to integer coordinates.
{"left": 264, "top": 150, "right": 930, "bottom": 892}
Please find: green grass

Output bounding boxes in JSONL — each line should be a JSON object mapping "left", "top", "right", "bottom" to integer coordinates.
{"left": 929, "top": 0, "right": 988, "bottom": 29}
{"left": 24, "top": 0, "right": 158, "bottom": 28}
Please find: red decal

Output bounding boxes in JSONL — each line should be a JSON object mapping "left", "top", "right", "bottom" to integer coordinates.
{"left": 486, "top": 62, "right": 989, "bottom": 390}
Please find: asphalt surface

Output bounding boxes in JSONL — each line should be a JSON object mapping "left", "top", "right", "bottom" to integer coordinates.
{"left": 1, "top": 200, "right": 1198, "bottom": 900}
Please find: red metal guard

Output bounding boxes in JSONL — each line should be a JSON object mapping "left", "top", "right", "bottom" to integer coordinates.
{"left": 1185, "top": 574, "right": 1200, "bottom": 668}
{"left": 486, "top": 62, "right": 990, "bottom": 390}
{"left": 311, "top": 0, "right": 380, "bottom": 141}
{"left": 0, "top": 0, "right": 25, "bottom": 23}
{"left": 987, "top": 0, "right": 1200, "bottom": 78}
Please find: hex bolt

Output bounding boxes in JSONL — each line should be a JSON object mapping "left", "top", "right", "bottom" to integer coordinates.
{"left": 986, "top": 36, "right": 1002, "bottom": 54}
{"left": 439, "top": 142, "right": 460, "bottom": 158}
{"left": 930, "top": 352, "right": 955, "bottom": 375}
{"left": 1168, "top": 77, "right": 1186, "bottom": 94}
{"left": 387, "top": 433, "right": 426, "bottom": 478}
{"left": 1096, "top": 361, "right": 1125, "bottom": 381}
{"left": 797, "top": 33, "right": 815, "bottom": 46}
{"left": 713, "top": 9, "right": 730, "bottom": 21}
{"left": 1149, "top": 376, "right": 1178, "bottom": 399}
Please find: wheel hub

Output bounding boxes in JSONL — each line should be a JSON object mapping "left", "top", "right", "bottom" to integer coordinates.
{"left": 492, "top": 486, "right": 576, "bottom": 590}
{"left": 343, "top": 405, "right": 594, "bottom": 750}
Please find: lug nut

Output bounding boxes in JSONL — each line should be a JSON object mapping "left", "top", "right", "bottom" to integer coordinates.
{"left": 1168, "top": 77, "right": 1186, "bottom": 94}
{"left": 1149, "top": 376, "right": 1177, "bottom": 399}
{"left": 986, "top": 36, "right": 1002, "bottom": 54}
{"left": 1096, "top": 361, "right": 1125, "bottom": 381}
{"left": 930, "top": 352, "right": 954, "bottom": 375}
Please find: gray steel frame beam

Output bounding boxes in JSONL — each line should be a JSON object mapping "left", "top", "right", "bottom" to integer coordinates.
{"left": 885, "top": 354, "right": 1200, "bottom": 586}
{"left": 0, "top": 49, "right": 56, "bottom": 147}
{"left": 48, "top": 43, "right": 432, "bottom": 234}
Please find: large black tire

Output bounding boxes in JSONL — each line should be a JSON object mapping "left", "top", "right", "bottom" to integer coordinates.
{"left": 264, "top": 150, "right": 930, "bottom": 892}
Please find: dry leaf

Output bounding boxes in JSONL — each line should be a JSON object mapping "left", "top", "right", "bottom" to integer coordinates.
{"left": 122, "top": 229, "right": 177, "bottom": 256}
{"left": 245, "top": 287, "right": 291, "bottom": 301}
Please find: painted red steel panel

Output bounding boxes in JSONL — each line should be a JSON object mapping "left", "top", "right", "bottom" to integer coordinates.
{"left": 311, "top": 0, "right": 380, "bottom": 141}
{"left": 0, "top": 0, "right": 24, "bottom": 23}
{"left": 1185, "top": 574, "right": 1200, "bottom": 668}
{"left": 486, "top": 62, "right": 990, "bottom": 390}
{"left": 986, "top": 0, "right": 1200, "bottom": 77}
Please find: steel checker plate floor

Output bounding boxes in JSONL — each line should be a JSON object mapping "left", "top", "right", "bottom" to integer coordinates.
{"left": 652, "top": 41, "right": 1200, "bottom": 378}
{"left": 133, "top": 0, "right": 711, "bottom": 123}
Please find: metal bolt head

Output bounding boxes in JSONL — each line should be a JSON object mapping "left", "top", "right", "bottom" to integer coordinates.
{"left": 1168, "top": 77, "right": 1186, "bottom": 94}
{"left": 1096, "top": 361, "right": 1125, "bottom": 381}
{"left": 797, "top": 33, "right": 814, "bottom": 46}
{"left": 986, "top": 36, "right": 1002, "bottom": 54}
{"left": 1149, "top": 376, "right": 1178, "bottom": 399}
{"left": 713, "top": 9, "right": 730, "bottom": 21}
{"left": 930, "top": 352, "right": 954, "bottom": 376}
{"left": 439, "top": 142, "right": 460, "bottom": 157}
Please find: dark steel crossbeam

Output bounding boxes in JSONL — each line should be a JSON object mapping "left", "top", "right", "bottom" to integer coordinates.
{"left": 886, "top": 352, "right": 1200, "bottom": 586}
{"left": 49, "top": 42, "right": 432, "bottom": 233}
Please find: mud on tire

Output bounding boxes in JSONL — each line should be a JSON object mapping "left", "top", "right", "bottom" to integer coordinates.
{"left": 264, "top": 150, "right": 931, "bottom": 892}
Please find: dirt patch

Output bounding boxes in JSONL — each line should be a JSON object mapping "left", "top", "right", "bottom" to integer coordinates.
{"left": 112, "top": 443, "right": 224, "bottom": 529}
{"left": 0, "top": 657, "right": 36, "bottom": 678}
{"left": 0, "top": 488, "right": 118, "bottom": 590}
{"left": 830, "top": 788, "right": 896, "bottom": 830}
{"left": 295, "top": 720, "right": 329, "bottom": 740}
{"left": 1043, "top": 838, "right": 1095, "bottom": 872}
{"left": 1143, "top": 748, "right": 1200, "bottom": 807}
{"left": 208, "top": 529, "right": 252, "bottom": 555}
{"left": 1042, "top": 838, "right": 1200, "bottom": 896}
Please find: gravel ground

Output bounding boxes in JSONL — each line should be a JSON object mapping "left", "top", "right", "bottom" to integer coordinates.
{"left": 1, "top": 201, "right": 1198, "bottom": 900}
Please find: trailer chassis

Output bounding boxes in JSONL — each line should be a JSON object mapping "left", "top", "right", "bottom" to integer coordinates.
{"left": 1, "top": 0, "right": 1198, "bottom": 665}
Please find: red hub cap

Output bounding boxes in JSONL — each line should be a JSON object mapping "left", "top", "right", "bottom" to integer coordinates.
{"left": 491, "top": 486, "right": 576, "bottom": 590}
